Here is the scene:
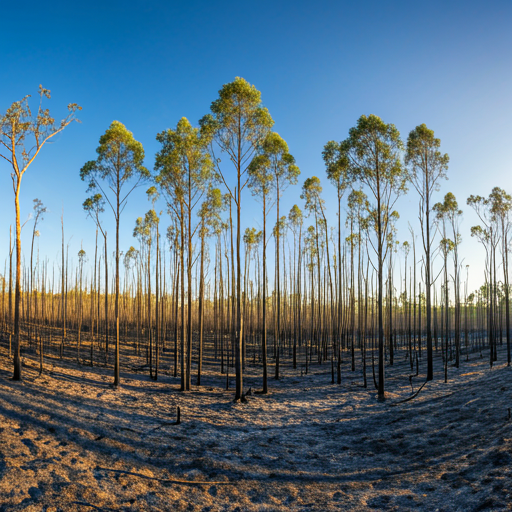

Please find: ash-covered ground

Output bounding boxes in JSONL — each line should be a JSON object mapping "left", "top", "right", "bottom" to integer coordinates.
{"left": 1, "top": 337, "right": 512, "bottom": 511}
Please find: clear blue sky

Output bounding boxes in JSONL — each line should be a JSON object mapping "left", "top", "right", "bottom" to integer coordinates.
{"left": 1, "top": 0, "right": 511, "bottom": 294}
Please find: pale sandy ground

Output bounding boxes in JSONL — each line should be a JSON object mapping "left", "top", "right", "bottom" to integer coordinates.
{"left": 1, "top": 336, "right": 512, "bottom": 511}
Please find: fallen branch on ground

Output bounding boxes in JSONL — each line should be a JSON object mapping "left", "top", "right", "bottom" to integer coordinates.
{"left": 389, "top": 380, "right": 428, "bottom": 407}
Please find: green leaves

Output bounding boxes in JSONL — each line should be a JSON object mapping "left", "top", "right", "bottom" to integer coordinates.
{"left": 288, "top": 204, "right": 303, "bottom": 231}
{"left": 300, "top": 176, "right": 323, "bottom": 216}
{"left": 405, "top": 123, "right": 448, "bottom": 197}
{"left": 94, "top": 120, "right": 148, "bottom": 182}
{"left": 433, "top": 192, "right": 462, "bottom": 221}
{"left": 80, "top": 121, "right": 148, "bottom": 217}
{"left": 248, "top": 131, "right": 299, "bottom": 200}
{"left": 1, "top": 86, "right": 81, "bottom": 175}
{"left": 346, "top": 114, "right": 406, "bottom": 194}
{"left": 322, "top": 139, "right": 354, "bottom": 195}
{"left": 199, "top": 77, "right": 274, "bottom": 185}
{"left": 155, "top": 117, "right": 213, "bottom": 213}
{"left": 199, "top": 187, "right": 226, "bottom": 236}
{"left": 133, "top": 209, "right": 159, "bottom": 244}
{"left": 207, "top": 77, "right": 274, "bottom": 147}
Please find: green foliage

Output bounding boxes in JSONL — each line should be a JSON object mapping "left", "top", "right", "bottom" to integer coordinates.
{"left": 273, "top": 216, "right": 287, "bottom": 238}
{"left": 199, "top": 77, "right": 274, "bottom": 163}
{"left": 155, "top": 117, "right": 213, "bottom": 212}
{"left": 133, "top": 209, "right": 159, "bottom": 245}
{"left": 77, "top": 248, "right": 87, "bottom": 265}
{"left": 124, "top": 246, "right": 139, "bottom": 269}
{"left": 439, "top": 237, "right": 455, "bottom": 257}
{"left": 300, "top": 176, "right": 324, "bottom": 216}
{"left": 247, "top": 153, "right": 274, "bottom": 199}
{"left": 433, "top": 192, "right": 462, "bottom": 221}
{"left": 80, "top": 121, "right": 148, "bottom": 218}
{"left": 288, "top": 204, "right": 303, "bottom": 232}
{"left": 82, "top": 193, "right": 106, "bottom": 236}
{"left": 0, "top": 85, "right": 81, "bottom": 175}
{"left": 346, "top": 189, "right": 368, "bottom": 226}
{"left": 405, "top": 123, "right": 449, "bottom": 197}
{"left": 248, "top": 131, "right": 299, "bottom": 200}
{"left": 346, "top": 114, "right": 405, "bottom": 193}
{"left": 244, "top": 227, "right": 262, "bottom": 248}
{"left": 322, "top": 139, "right": 355, "bottom": 195}
{"left": 341, "top": 114, "right": 407, "bottom": 263}
{"left": 199, "top": 187, "right": 226, "bottom": 237}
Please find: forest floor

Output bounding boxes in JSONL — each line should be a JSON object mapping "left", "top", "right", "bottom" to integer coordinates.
{"left": 1, "top": 336, "right": 512, "bottom": 511}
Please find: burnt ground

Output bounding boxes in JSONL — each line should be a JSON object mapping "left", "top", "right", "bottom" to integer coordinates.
{"left": 1, "top": 334, "right": 512, "bottom": 511}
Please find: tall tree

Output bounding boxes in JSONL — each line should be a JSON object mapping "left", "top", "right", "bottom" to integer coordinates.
{"left": 468, "top": 191, "right": 503, "bottom": 366}
{"left": 155, "top": 117, "right": 213, "bottom": 390}
{"left": 301, "top": 177, "right": 335, "bottom": 366}
{"left": 248, "top": 154, "right": 274, "bottom": 392}
{"left": 323, "top": 140, "right": 356, "bottom": 349}
{"left": 29, "top": 199, "right": 47, "bottom": 339}
{"left": 488, "top": 187, "right": 512, "bottom": 365}
{"left": 0, "top": 85, "right": 81, "bottom": 380}
{"left": 200, "top": 77, "right": 274, "bottom": 400}
{"left": 288, "top": 205, "right": 304, "bottom": 370}
{"left": 433, "top": 192, "right": 463, "bottom": 368}
{"left": 343, "top": 114, "right": 407, "bottom": 400}
{"left": 346, "top": 189, "right": 368, "bottom": 371}
{"left": 259, "top": 132, "right": 299, "bottom": 374}
{"left": 196, "top": 187, "right": 225, "bottom": 385}
{"left": 405, "top": 124, "right": 449, "bottom": 381}
{"left": 133, "top": 209, "right": 159, "bottom": 379}
{"left": 80, "top": 121, "right": 149, "bottom": 387}
{"left": 83, "top": 194, "right": 110, "bottom": 358}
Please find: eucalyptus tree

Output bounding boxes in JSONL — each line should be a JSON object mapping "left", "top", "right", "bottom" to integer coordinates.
{"left": 200, "top": 77, "right": 274, "bottom": 400}
{"left": 401, "top": 241, "right": 413, "bottom": 368}
{"left": 346, "top": 189, "right": 368, "bottom": 371}
{"left": 133, "top": 209, "right": 159, "bottom": 379}
{"left": 0, "top": 86, "right": 81, "bottom": 380}
{"left": 248, "top": 153, "right": 274, "bottom": 392}
{"left": 243, "top": 228, "right": 261, "bottom": 341}
{"left": 439, "top": 237, "right": 454, "bottom": 382}
{"left": 433, "top": 197, "right": 455, "bottom": 379}
{"left": 385, "top": 219, "right": 400, "bottom": 367}
{"left": 487, "top": 187, "right": 512, "bottom": 365}
{"left": 304, "top": 224, "right": 320, "bottom": 366}
{"left": 155, "top": 116, "right": 213, "bottom": 391}
{"left": 434, "top": 192, "right": 463, "bottom": 367}
{"left": 197, "top": 187, "right": 225, "bottom": 385}
{"left": 83, "top": 193, "right": 110, "bottom": 357}
{"left": 301, "top": 177, "right": 335, "bottom": 348}
{"left": 468, "top": 190, "right": 507, "bottom": 365}
{"left": 323, "top": 140, "right": 356, "bottom": 346}
{"left": 258, "top": 132, "right": 299, "bottom": 367}
{"left": 405, "top": 124, "right": 449, "bottom": 381}
{"left": 342, "top": 115, "right": 407, "bottom": 400}
{"left": 302, "top": 179, "right": 335, "bottom": 366}
{"left": 29, "top": 199, "right": 46, "bottom": 331}
{"left": 123, "top": 245, "right": 139, "bottom": 354}
{"left": 80, "top": 121, "right": 148, "bottom": 387}
{"left": 77, "top": 247, "right": 87, "bottom": 363}
{"left": 272, "top": 215, "right": 287, "bottom": 377}
{"left": 146, "top": 187, "right": 162, "bottom": 380}
{"left": 166, "top": 223, "right": 181, "bottom": 376}
{"left": 288, "top": 204, "right": 304, "bottom": 369}
{"left": 468, "top": 213, "right": 498, "bottom": 365}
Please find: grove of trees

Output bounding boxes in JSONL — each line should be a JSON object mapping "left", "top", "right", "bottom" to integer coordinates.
{"left": 1, "top": 79, "right": 511, "bottom": 402}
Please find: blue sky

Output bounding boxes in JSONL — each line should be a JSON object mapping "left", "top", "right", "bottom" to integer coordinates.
{"left": 1, "top": 0, "right": 511, "bottom": 293}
